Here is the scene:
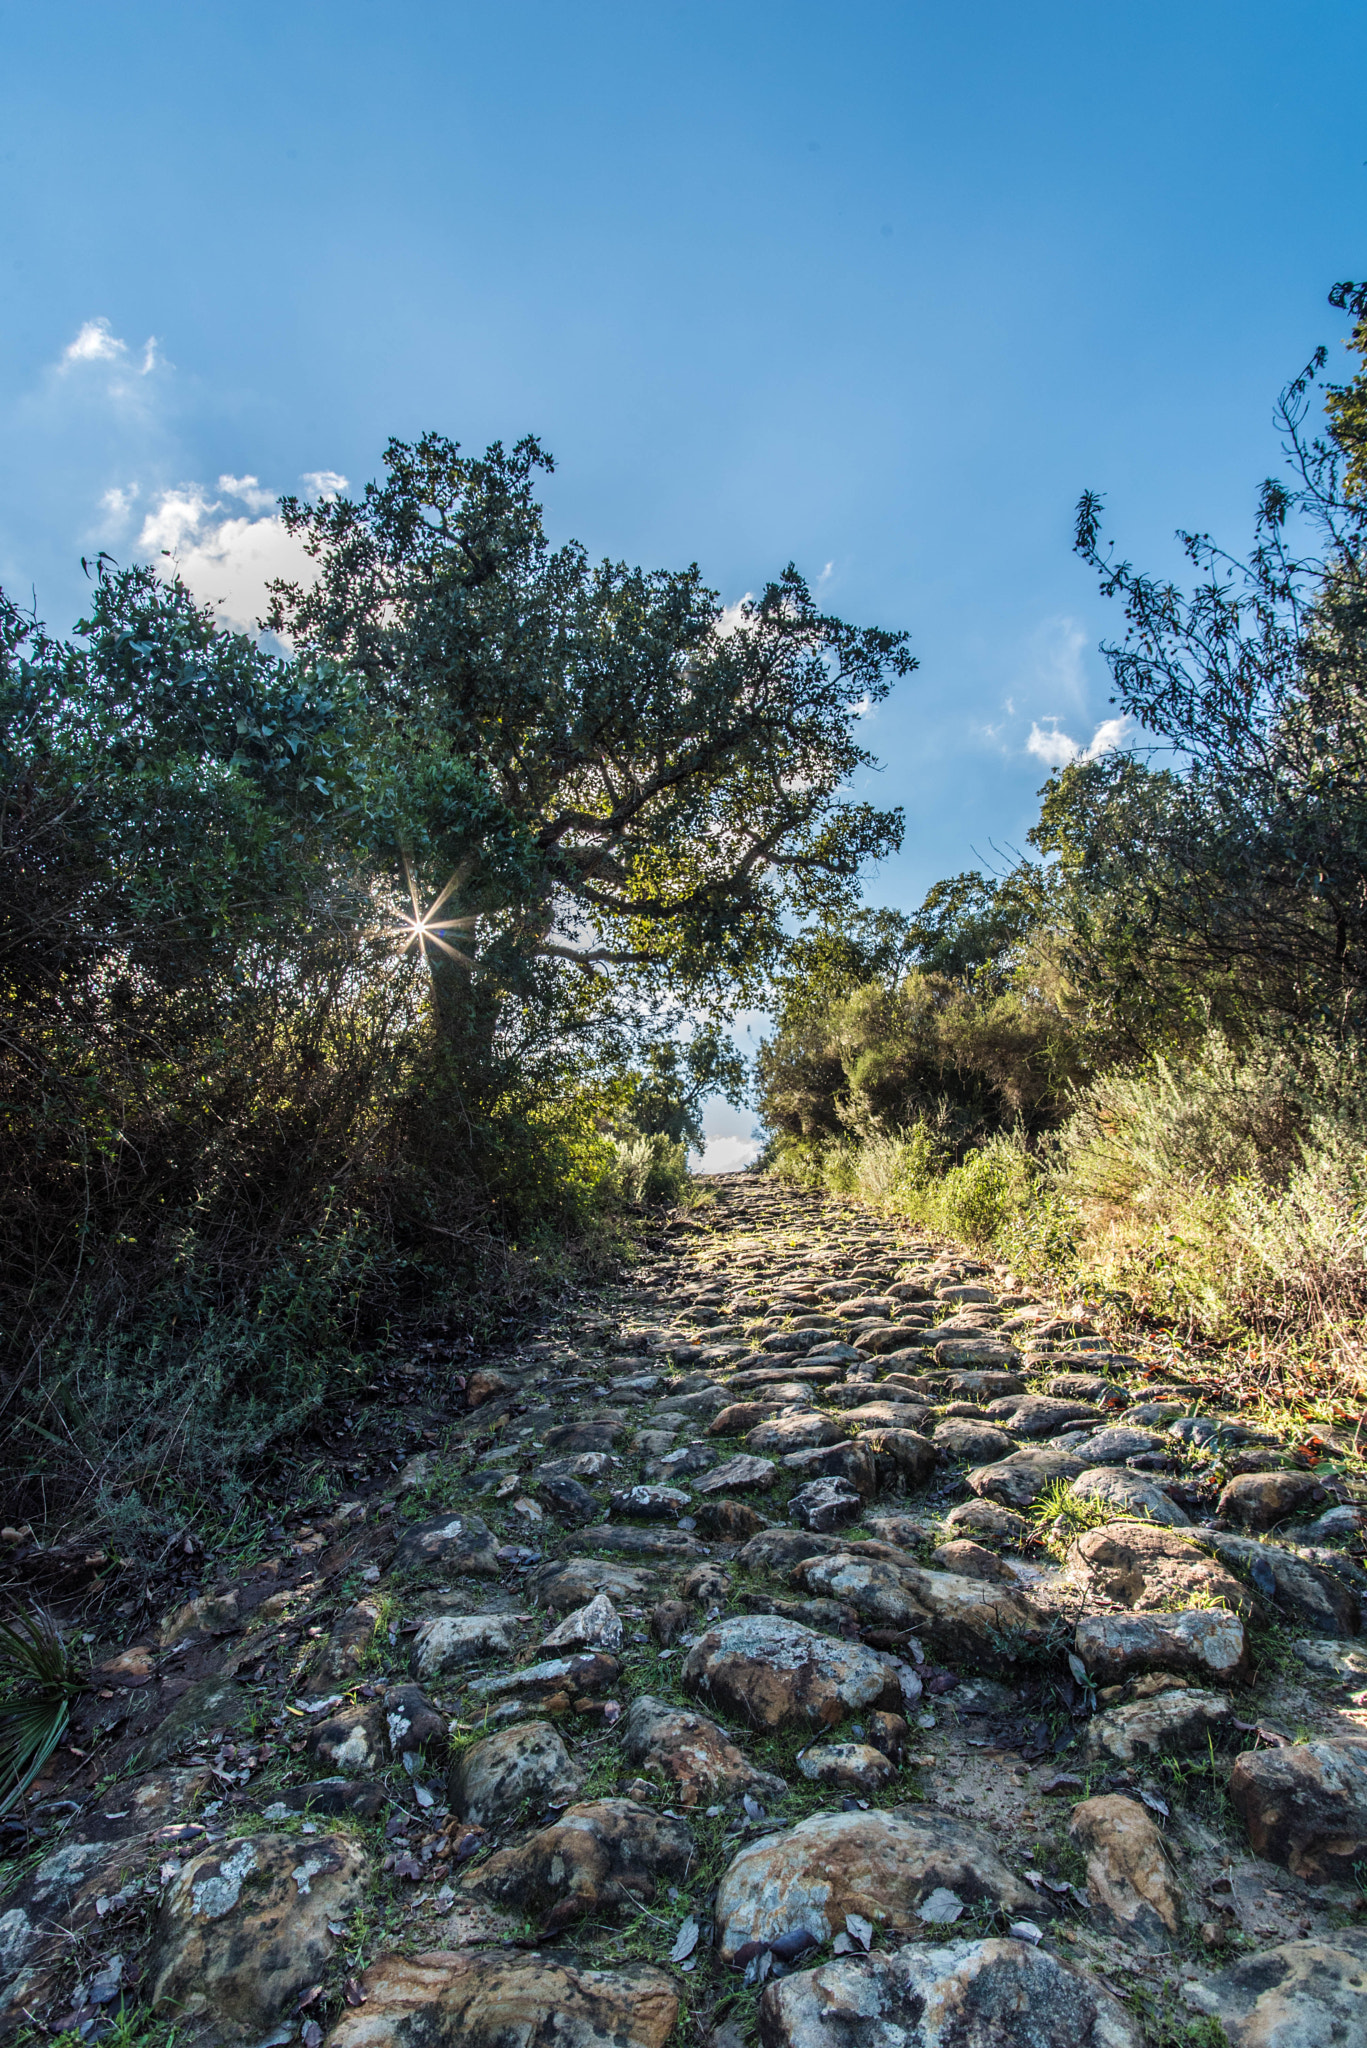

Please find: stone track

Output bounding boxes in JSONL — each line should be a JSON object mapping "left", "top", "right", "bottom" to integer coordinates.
{"left": 4, "top": 1174, "right": 1367, "bottom": 2046}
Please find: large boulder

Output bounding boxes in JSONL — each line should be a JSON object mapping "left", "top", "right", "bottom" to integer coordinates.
{"left": 149, "top": 1831, "right": 367, "bottom": 2038}
{"left": 1070, "top": 1523, "right": 1255, "bottom": 1617}
{"left": 1082, "top": 1688, "right": 1235, "bottom": 1766}
{"left": 1216, "top": 1471, "right": 1329, "bottom": 1531}
{"left": 411, "top": 1613, "right": 516, "bottom": 1679}
{"left": 759, "top": 1940, "right": 1141, "bottom": 2048}
{"left": 395, "top": 1512, "right": 500, "bottom": 1575}
{"left": 1075, "top": 1608, "right": 1249, "bottom": 1687}
{"left": 747, "top": 1413, "right": 846, "bottom": 1454}
{"left": 1069, "top": 1795, "right": 1182, "bottom": 1949}
{"left": 620, "top": 1695, "right": 787, "bottom": 1809}
{"left": 1183, "top": 1934, "right": 1367, "bottom": 2048}
{"left": 1228, "top": 1737, "right": 1367, "bottom": 1884}
{"left": 449, "top": 1721, "right": 584, "bottom": 1827}
{"left": 682, "top": 1614, "right": 901, "bottom": 1731}
{"left": 793, "top": 1554, "right": 1050, "bottom": 1671}
{"left": 714, "top": 1808, "right": 1032, "bottom": 1958}
{"left": 459, "top": 1799, "right": 692, "bottom": 1932}
{"left": 1070, "top": 1468, "right": 1190, "bottom": 1527}
{"left": 325, "top": 1950, "right": 679, "bottom": 2048}
{"left": 965, "top": 1450, "right": 1091, "bottom": 1508}
{"left": 1202, "top": 1531, "right": 1359, "bottom": 1638}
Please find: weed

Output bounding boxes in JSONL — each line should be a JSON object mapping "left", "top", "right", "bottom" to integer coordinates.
{"left": 0, "top": 1610, "right": 86, "bottom": 1814}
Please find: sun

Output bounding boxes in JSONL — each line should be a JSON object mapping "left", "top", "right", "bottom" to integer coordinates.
{"left": 383, "top": 854, "right": 477, "bottom": 967}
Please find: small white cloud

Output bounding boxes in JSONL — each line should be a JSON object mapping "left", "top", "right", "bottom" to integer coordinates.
{"left": 301, "top": 469, "right": 348, "bottom": 501}
{"left": 219, "top": 474, "right": 278, "bottom": 514}
{"left": 1084, "top": 715, "right": 1129, "bottom": 759}
{"left": 100, "top": 483, "right": 139, "bottom": 526}
{"left": 63, "top": 318, "right": 127, "bottom": 367}
{"left": 136, "top": 479, "right": 321, "bottom": 632}
{"left": 1027, "top": 715, "right": 1129, "bottom": 769}
{"left": 59, "top": 318, "right": 161, "bottom": 378}
{"left": 817, "top": 560, "right": 835, "bottom": 587}
{"left": 716, "top": 593, "right": 754, "bottom": 638}
{"left": 689, "top": 1133, "right": 762, "bottom": 1174}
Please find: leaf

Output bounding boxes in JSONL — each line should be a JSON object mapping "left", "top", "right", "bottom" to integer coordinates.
{"left": 302, "top": 2024, "right": 323, "bottom": 2048}
{"left": 1140, "top": 1789, "right": 1170, "bottom": 1818}
{"left": 669, "top": 1916, "right": 700, "bottom": 1963}
{"left": 344, "top": 1978, "right": 366, "bottom": 2007}
{"left": 845, "top": 1911, "right": 874, "bottom": 1950}
{"left": 391, "top": 1853, "right": 423, "bottom": 1880}
{"left": 1066, "top": 1652, "right": 1089, "bottom": 1687}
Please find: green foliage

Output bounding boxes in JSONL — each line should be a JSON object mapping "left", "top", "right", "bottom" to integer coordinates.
{"left": 0, "top": 1610, "right": 84, "bottom": 1814}
{"left": 607, "top": 1131, "right": 692, "bottom": 1208}
{"left": 268, "top": 432, "right": 913, "bottom": 1017}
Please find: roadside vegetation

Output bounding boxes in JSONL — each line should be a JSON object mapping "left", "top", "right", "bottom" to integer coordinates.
{"left": 759, "top": 281, "right": 1367, "bottom": 1404}
{"left": 0, "top": 436, "right": 911, "bottom": 1554}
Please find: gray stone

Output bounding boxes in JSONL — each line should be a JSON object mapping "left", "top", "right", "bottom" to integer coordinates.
{"left": 966, "top": 1449, "right": 1091, "bottom": 1508}
{"left": 327, "top": 1952, "right": 679, "bottom": 2048}
{"left": 1202, "top": 1531, "right": 1359, "bottom": 1638}
{"left": 139, "top": 1676, "right": 251, "bottom": 1766}
{"left": 1216, "top": 1471, "right": 1328, "bottom": 1531}
{"left": 795, "top": 1741, "right": 895, "bottom": 1793}
{"left": 149, "top": 1831, "right": 366, "bottom": 2037}
{"left": 933, "top": 1418, "right": 1017, "bottom": 1463}
{"left": 791, "top": 1476, "right": 864, "bottom": 1531}
{"left": 694, "top": 1453, "right": 779, "bottom": 1494}
{"left": 620, "top": 1695, "right": 787, "bottom": 1808}
{"left": 459, "top": 1799, "right": 692, "bottom": 1932}
{"left": 1067, "top": 1427, "right": 1162, "bottom": 1464}
{"left": 1071, "top": 1466, "right": 1191, "bottom": 1527}
{"left": 1184, "top": 1935, "right": 1367, "bottom": 2048}
{"left": 1082, "top": 1687, "right": 1235, "bottom": 1765}
{"left": 412, "top": 1614, "right": 516, "bottom": 1679}
{"left": 1228, "top": 1737, "right": 1367, "bottom": 1884}
{"left": 1069, "top": 1794, "right": 1182, "bottom": 1949}
{"left": 746, "top": 1412, "right": 845, "bottom": 1454}
{"left": 450, "top": 1721, "right": 584, "bottom": 1827}
{"left": 530, "top": 1558, "right": 655, "bottom": 1610}
{"left": 760, "top": 1940, "right": 1141, "bottom": 2048}
{"left": 395, "top": 1511, "right": 500, "bottom": 1574}
{"left": 1075, "top": 1609, "right": 1249, "bottom": 1687}
{"left": 682, "top": 1614, "right": 900, "bottom": 1731}
{"left": 714, "top": 1809, "right": 1032, "bottom": 1957}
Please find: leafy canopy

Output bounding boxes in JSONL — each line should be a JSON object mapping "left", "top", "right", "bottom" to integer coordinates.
{"left": 268, "top": 433, "right": 913, "bottom": 1017}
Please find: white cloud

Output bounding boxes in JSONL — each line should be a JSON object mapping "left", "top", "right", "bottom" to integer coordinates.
{"left": 1027, "top": 715, "right": 1129, "bottom": 769}
{"left": 716, "top": 593, "right": 754, "bottom": 638}
{"left": 690, "top": 1132, "right": 762, "bottom": 1174}
{"left": 218, "top": 474, "right": 277, "bottom": 515}
{"left": 60, "top": 317, "right": 161, "bottom": 378}
{"left": 100, "top": 483, "right": 139, "bottom": 525}
{"left": 135, "top": 476, "right": 327, "bottom": 633}
{"left": 301, "top": 470, "right": 348, "bottom": 501}
{"left": 62, "top": 318, "right": 126, "bottom": 366}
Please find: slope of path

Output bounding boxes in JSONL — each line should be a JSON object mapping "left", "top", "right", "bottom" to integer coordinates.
{"left": 3, "top": 1173, "right": 1367, "bottom": 2047}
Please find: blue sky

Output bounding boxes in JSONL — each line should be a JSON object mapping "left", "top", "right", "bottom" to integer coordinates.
{"left": 3, "top": 2, "right": 1364, "bottom": 1161}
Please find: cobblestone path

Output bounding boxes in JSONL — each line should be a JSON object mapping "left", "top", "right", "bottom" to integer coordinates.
{"left": 5, "top": 1174, "right": 1367, "bottom": 2046}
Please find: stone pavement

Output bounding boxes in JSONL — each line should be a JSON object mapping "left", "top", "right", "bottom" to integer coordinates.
{"left": 4, "top": 1173, "right": 1367, "bottom": 2047}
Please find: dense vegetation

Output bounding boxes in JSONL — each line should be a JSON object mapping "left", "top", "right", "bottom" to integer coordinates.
{"left": 759, "top": 284, "right": 1367, "bottom": 1392}
{"left": 10, "top": 279, "right": 1367, "bottom": 1548}
{"left": 0, "top": 438, "right": 912, "bottom": 1551}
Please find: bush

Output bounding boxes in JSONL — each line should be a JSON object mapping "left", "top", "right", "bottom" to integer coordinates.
{"left": 607, "top": 1130, "right": 692, "bottom": 1208}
